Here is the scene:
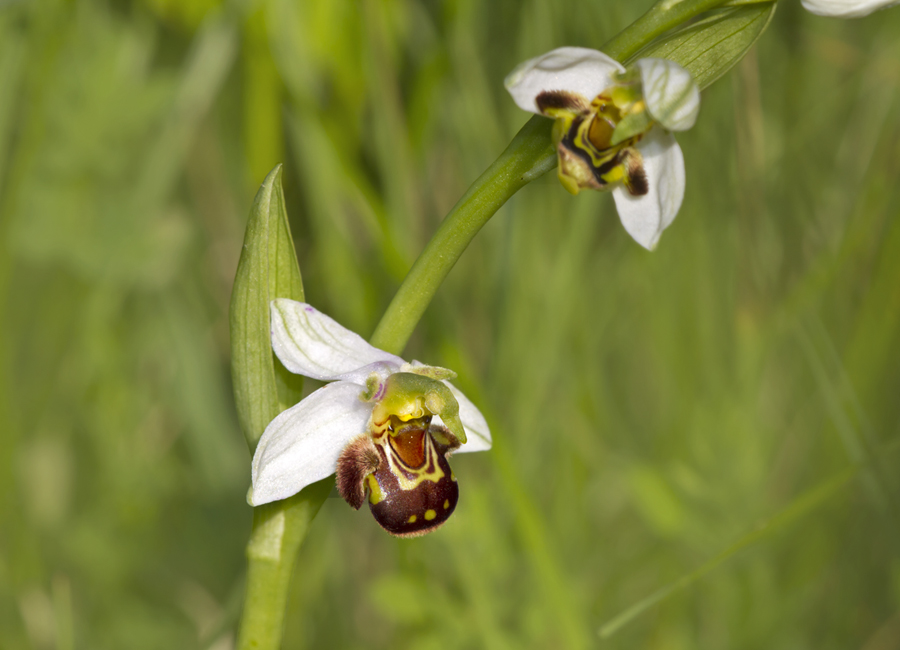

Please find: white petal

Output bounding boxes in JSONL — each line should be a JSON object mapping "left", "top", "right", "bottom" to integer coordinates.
{"left": 612, "top": 128, "right": 685, "bottom": 250}
{"left": 435, "top": 381, "right": 492, "bottom": 453}
{"left": 801, "top": 0, "right": 898, "bottom": 16}
{"left": 270, "top": 299, "right": 404, "bottom": 382}
{"left": 636, "top": 58, "right": 700, "bottom": 132}
{"left": 250, "top": 381, "right": 371, "bottom": 506}
{"left": 505, "top": 47, "right": 624, "bottom": 115}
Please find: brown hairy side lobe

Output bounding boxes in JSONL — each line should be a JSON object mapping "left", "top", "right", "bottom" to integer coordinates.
{"left": 536, "top": 90, "right": 588, "bottom": 115}
{"left": 336, "top": 435, "right": 381, "bottom": 510}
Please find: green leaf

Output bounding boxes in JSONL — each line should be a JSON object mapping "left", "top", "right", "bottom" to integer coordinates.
{"left": 229, "top": 164, "right": 305, "bottom": 451}
{"left": 629, "top": 2, "right": 777, "bottom": 91}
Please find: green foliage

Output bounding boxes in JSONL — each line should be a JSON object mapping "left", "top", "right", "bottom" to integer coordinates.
{"left": 2, "top": 0, "right": 900, "bottom": 649}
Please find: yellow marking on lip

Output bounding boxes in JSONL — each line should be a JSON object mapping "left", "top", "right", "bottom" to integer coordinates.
{"left": 407, "top": 515, "right": 417, "bottom": 523}
{"left": 443, "top": 499, "right": 450, "bottom": 510}
{"left": 366, "top": 475, "right": 384, "bottom": 505}
{"left": 424, "top": 509, "right": 437, "bottom": 521}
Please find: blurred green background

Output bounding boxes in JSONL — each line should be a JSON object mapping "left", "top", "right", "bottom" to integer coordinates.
{"left": 2, "top": 0, "right": 900, "bottom": 648}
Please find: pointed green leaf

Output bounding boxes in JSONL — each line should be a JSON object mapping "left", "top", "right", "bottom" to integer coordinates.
{"left": 230, "top": 164, "right": 305, "bottom": 451}
{"left": 629, "top": 3, "right": 777, "bottom": 91}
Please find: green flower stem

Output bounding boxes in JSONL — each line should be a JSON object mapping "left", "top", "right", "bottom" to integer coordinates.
{"left": 237, "top": 480, "right": 332, "bottom": 650}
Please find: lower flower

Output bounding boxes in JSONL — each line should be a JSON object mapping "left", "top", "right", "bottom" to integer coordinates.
{"left": 249, "top": 299, "right": 491, "bottom": 537}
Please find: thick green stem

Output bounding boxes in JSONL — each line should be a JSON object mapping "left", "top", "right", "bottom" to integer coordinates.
{"left": 237, "top": 481, "right": 332, "bottom": 650}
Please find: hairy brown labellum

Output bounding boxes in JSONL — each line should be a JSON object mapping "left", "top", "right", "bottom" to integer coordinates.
{"left": 336, "top": 419, "right": 461, "bottom": 537}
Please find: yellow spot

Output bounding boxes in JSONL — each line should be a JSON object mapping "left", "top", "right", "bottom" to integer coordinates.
{"left": 424, "top": 509, "right": 437, "bottom": 521}
{"left": 604, "top": 165, "right": 626, "bottom": 184}
{"left": 443, "top": 499, "right": 450, "bottom": 510}
{"left": 366, "top": 475, "right": 384, "bottom": 505}
{"left": 407, "top": 515, "right": 417, "bottom": 524}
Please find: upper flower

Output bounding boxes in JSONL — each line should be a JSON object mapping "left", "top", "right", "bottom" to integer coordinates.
{"left": 505, "top": 47, "right": 700, "bottom": 250}
{"left": 249, "top": 299, "right": 491, "bottom": 520}
{"left": 801, "top": 0, "right": 898, "bottom": 17}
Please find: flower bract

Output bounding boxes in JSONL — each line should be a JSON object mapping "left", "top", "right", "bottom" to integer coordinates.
{"left": 250, "top": 299, "right": 492, "bottom": 537}
{"left": 505, "top": 47, "right": 699, "bottom": 250}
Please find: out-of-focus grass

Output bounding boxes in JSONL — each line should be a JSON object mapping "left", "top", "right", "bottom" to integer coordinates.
{"left": 1, "top": 0, "right": 899, "bottom": 648}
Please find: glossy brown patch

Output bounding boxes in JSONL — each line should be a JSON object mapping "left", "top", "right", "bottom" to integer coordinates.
{"left": 388, "top": 426, "right": 426, "bottom": 468}
{"left": 587, "top": 114, "right": 616, "bottom": 151}
{"left": 336, "top": 435, "right": 381, "bottom": 510}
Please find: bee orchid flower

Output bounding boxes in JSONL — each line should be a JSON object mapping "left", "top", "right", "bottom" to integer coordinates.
{"left": 506, "top": 47, "right": 700, "bottom": 250}
{"left": 249, "top": 299, "right": 492, "bottom": 537}
{"left": 801, "top": 0, "right": 898, "bottom": 17}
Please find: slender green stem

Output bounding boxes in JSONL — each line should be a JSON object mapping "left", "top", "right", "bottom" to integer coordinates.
{"left": 237, "top": 481, "right": 332, "bottom": 650}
